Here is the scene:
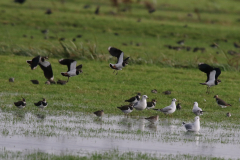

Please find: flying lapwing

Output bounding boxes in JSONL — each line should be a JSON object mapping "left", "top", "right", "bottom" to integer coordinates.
{"left": 198, "top": 63, "right": 221, "bottom": 94}
{"left": 108, "top": 47, "right": 129, "bottom": 75}
{"left": 59, "top": 59, "right": 83, "bottom": 82}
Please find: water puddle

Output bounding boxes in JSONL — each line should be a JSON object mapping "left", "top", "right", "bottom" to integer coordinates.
{"left": 0, "top": 111, "right": 240, "bottom": 158}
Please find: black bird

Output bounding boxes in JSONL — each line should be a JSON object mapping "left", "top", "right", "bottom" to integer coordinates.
{"left": 94, "top": 110, "right": 104, "bottom": 117}
{"left": 125, "top": 93, "right": 141, "bottom": 104}
{"left": 108, "top": 47, "right": 129, "bottom": 75}
{"left": 198, "top": 63, "right": 221, "bottom": 94}
{"left": 59, "top": 59, "right": 83, "bottom": 82}
{"left": 176, "top": 103, "right": 182, "bottom": 110}
{"left": 45, "top": 9, "right": 52, "bottom": 15}
{"left": 14, "top": 0, "right": 25, "bottom": 4}
{"left": 34, "top": 98, "right": 48, "bottom": 110}
{"left": 162, "top": 90, "right": 171, "bottom": 95}
{"left": 14, "top": 97, "right": 26, "bottom": 109}
{"left": 213, "top": 95, "right": 231, "bottom": 108}
{"left": 210, "top": 43, "right": 218, "bottom": 48}
{"left": 117, "top": 104, "right": 134, "bottom": 116}
{"left": 95, "top": 6, "right": 100, "bottom": 15}
{"left": 31, "top": 80, "right": 39, "bottom": 84}
{"left": 9, "top": 78, "right": 14, "bottom": 82}
{"left": 146, "top": 99, "right": 157, "bottom": 109}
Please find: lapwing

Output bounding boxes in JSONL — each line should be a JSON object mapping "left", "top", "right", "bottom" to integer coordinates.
{"left": 9, "top": 78, "right": 14, "bottom": 82}
{"left": 162, "top": 90, "right": 171, "bottom": 95}
{"left": 151, "top": 89, "right": 157, "bottom": 93}
{"left": 226, "top": 112, "right": 231, "bottom": 117}
{"left": 198, "top": 63, "right": 221, "bottom": 94}
{"left": 176, "top": 103, "right": 182, "bottom": 110}
{"left": 146, "top": 99, "right": 157, "bottom": 109}
{"left": 213, "top": 95, "right": 231, "bottom": 108}
{"left": 234, "top": 42, "right": 240, "bottom": 48}
{"left": 153, "top": 98, "right": 177, "bottom": 115}
{"left": 108, "top": 47, "right": 129, "bottom": 75}
{"left": 192, "top": 102, "right": 205, "bottom": 116}
{"left": 34, "top": 98, "right": 48, "bottom": 110}
{"left": 182, "top": 116, "right": 200, "bottom": 132}
{"left": 125, "top": 93, "right": 141, "bottom": 104}
{"left": 133, "top": 95, "right": 148, "bottom": 110}
{"left": 27, "top": 56, "right": 54, "bottom": 82}
{"left": 14, "top": 97, "right": 26, "bottom": 109}
{"left": 93, "top": 110, "right": 104, "bottom": 117}
{"left": 59, "top": 59, "right": 83, "bottom": 82}
{"left": 145, "top": 115, "right": 159, "bottom": 124}
{"left": 117, "top": 104, "right": 134, "bottom": 116}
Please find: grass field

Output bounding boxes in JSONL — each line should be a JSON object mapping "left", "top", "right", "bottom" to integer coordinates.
{"left": 1, "top": 0, "right": 240, "bottom": 159}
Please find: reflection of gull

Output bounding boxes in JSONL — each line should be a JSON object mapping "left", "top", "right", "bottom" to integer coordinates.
{"left": 183, "top": 132, "right": 200, "bottom": 146}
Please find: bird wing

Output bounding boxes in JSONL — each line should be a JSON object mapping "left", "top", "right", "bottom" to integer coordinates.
{"left": 14, "top": 101, "right": 24, "bottom": 106}
{"left": 184, "top": 123, "right": 193, "bottom": 130}
{"left": 214, "top": 68, "right": 221, "bottom": 79}
{"left": 34, "top": 101, "right": 42, "bottom": 106}
{"left": 198, "top": 63, "right": 214, "bottom": 82}
{"left": 108, "top": 47, "right": 123, "bottom": 64}
{"left": 125, "top": 96, "right": 136, "bottom": 102}
{"left": 161, "top": 106, "right": 172, "bottom": 112}
{"left": 208, "top": 70, "right": 216, "bottom": 82}
{"left": 217, "top": 98, "right": 228, "bottom": 106}
{"left": 39, "top": 61, "right": 54, "bottom": 80}
{"left": 147, "top": 102, "right": 152, "bottom": 107}
{"left": 59, "top": 59, "right": 76, "bottom": 72}
{"left": 76, "top": 64, "right": 82, "bottom": 71}
{"left": 118, "top": 105, "right": 130, "bottom": 110}
{"left": 27, "top": 56, "right": 40, "bottom": 70}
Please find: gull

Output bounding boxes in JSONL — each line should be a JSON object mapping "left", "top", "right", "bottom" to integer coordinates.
{"left": 125, "top": 93, "right": 141, "bottom": 104}
{"left": 213, "top": 95, "right": 231, "bottom": 108}
{"left": 117, "top": 104, "right": 134, "bottom": 116}
{"left": 27, "top": 56, "right": 54, "bottom": 82}
{"left": 192, "top": 102, "right": 205, "bottom": 116}
{"left": 198, "top": 63, "right": 221, "bottom": 94}
{"left": 34, "top": 98, "right": 48, "bottom": 110}
{"left": 59, "top": 59, "right": 82, "bottom": 82}
{"left": 145, "top": 115, "right": 159, "bottom": 124}
{"left": 153, "top": 98, "right": 177, "bottom": 115}
{"left": 14, "top": 97, "right": 26, "bottom": 109}
{"left": 182, "top": 116, "right": 200, "bottom": 132}
{"left": 133, "top": 95, "right": 148, "bottom": 110}
{"left": 108, "top": 47, "right": 129, "bottom": 75}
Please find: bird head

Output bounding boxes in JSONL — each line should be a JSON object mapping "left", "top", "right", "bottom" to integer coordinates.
{"left": 142, "top": 95, "right": 148, "bottom": 99}
{"left": 193, "top": 102, "right": 198, "bottom": 106}
{"left": 217, "top": 79, "right": 221, "bottom": 84}
{"left": 42, "top": 98, "right": 46, "bottom": 102}
{"left": 213, "top": 95, "right": 218, "bottom": 98}
{"left": 152, "top": 99, "right": 156, "bottom": 102}
{"left": 76, "top": 69, "right": 83, "bottom": 75}
{"left": 172, "top": 98, "right": 177, "bottom": 102}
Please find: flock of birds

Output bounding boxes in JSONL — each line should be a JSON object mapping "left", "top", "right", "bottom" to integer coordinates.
{"left": 12, "top": 46, "right": 233, "bottom": 133}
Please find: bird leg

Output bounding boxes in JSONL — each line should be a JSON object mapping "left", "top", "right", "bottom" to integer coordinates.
{"left": 67, "top": 77, "right": 70, "bottom": 82}
{"left": 113, "top": 70, "right": 115, "bottom": 74}
{"left": 116, "top": 71, "right": 118, "bottom": 75}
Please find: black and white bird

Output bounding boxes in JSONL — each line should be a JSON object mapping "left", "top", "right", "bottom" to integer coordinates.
{"left": 14, "top": 97, "right": 26, "bottom": 109}
{"left": 93, "top": 110, "right": 104, "bottom": 117}
{"left": 26, "top": 56, "right": 54, "bottom": 82}
{"left": 133, "top": 95, "right": 148, "bottom": 110}
{"left": 176, "top": 103, "right": 182, "bottom": 110}
{"left": 153, "top": 98, "right": 177, "bottom": 115}
{"left": 34, "top": 98, "right": 48, "bottom": 110}
{"left": 108, "top": 47, "right": 129, "bottom": 75}
{"left": 125, "top": 93, "right": 141, "bottom": 104}
{"left": 117, "top": 104, "right": 134, "bottom": 116}
{"left": 182, "top": 116, "right": 200, "bottom": 132}
{"left": 213, "top": 95, "right": 231, "bottom": 108}
{"left": 59, "top": 59, "right": 83, "bottom": 82}
{"left": 198, "top": 63, "right": 221, "bottom": 94}
{"left": 146, "top": 99, "right": 157, "bottom": 109}
{"left": 226, "top": 112, "right": 231, "bottom": 117}
{"left": 192, "top": 102, "right": 204, "bottom": 116}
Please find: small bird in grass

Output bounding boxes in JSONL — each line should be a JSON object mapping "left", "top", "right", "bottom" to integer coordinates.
{"left": 125, "top": 93, "right": 141, "bottom": 104}
{"left": 45, "top": 9, "right": 52, "bottom": 15}
{"left": 59, "top": 59, "right": 83, "bottom": 82}
{"left": 226, "top": 112, "right": 231, "bottom": 117}
{"left": 133, "top": 95, "right": 148, "bottom": 110}
{"left": 234, "top": 42, "right": 240, "bottom": 48}
{"left": 146, "top": 99, "right": 157, "bottom": 109}
{"left": 14, "top": 0, "right": 25, "bottom": 4}
{"left": 57, "top": 79, "right": 68, "bottom": 85}
{"left": 213, "top": 95, "right": 231, "bottom": 108}
{"left": 117, "top": 104, "right": 134, "bottom": 116}
{"left": 198, "top": 63, "right": 221, "bottom": 94}
{"left": 176, "top": 103, "right": 182, "bottom": 110}
{"left": 94, "top": 110, "right": 104, "bottom": 117}
{"left": 153, "top": 98, "right": 177, "bottom": 115}
{"left": 9, "top": 78, "right": 14, "bottom": 82}
{"left": 14, "top": 97, "right": 26, "bottom": 109}
{"left": 145, "top": 115, "right": 159, "bottom": 124}
{"left": 182, "top": 116, "right": 200, "bottom": 132}
{"left": 177, "top": 40, "right": 185, "bottom": 45}
{"left": 108, "top": 47, "right": 129, "bottom": 75}
{"left": 34, "top": 98, "right": 48, "bottom": 110}
{"left": 151, "top": 89, "right": 157, "bottom": 93}
{"left": 192, "top": 102, "right": 205, "bottom": 116}
{"left": 31, "top": 80, "right": 39, "bottom": 84}
{"left": 162, "top": 90, "right": 171, "bottom": 95}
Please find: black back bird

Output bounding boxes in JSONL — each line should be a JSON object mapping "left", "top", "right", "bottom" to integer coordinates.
{"left": 125, "top": 93, "right": 141, "bottom": 104}
{"left": 34, "top": 98, "right": 48, "bottom": 110}
{"left": 14, "top": 97, "right": 26, "bottom": 109}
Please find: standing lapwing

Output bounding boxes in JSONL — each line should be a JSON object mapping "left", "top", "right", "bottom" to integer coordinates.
{"left": 26, "top": 56, "right": 54, "bottom": 82}
{"left": 146, "top": 99, "right": 157, "bottom": 109}
{"left": 117, "top": 104, "right": 134, "bottom": 116}
{"left": 59, "top": 59, "right": 83, "bottom": 82}
{"left": 182, "top": 116, "right": 200, "bottom": 132}
{"left": 213, "top": 95, "right": 231, "bottom": 108}
{"left": 176, "top": 103, "right": 182, "bottom": 110}
{"left": 34, "top": 98, "right": 48, "bottom": 110}
{"left": 14, "top": 97, "right": 26, "bottom": 109}
{"left": 93, "top": 110, "right": 104, "bottom": 117}
{"left": 153, "top": 98, "right": 177, "bottom": 116}
{"left": 145, "top": 115, "right": 159, "bottom": 124}
{"left": 133, "top": 95, "right": 148, "bottom": 110}
{"left": 108, "top": 47, "right": 129, "bottom": 75}
{"left": 192, "top": 102, "right": 205, "bottom": 116}
{"left": 226, "top": 112, "right": 231, "bottom": 117}
{"left": 198, "top": 63, "right": 221, "bottom": 94}
{"left": 125, "top": 93, "right": 141, "bottom": 104}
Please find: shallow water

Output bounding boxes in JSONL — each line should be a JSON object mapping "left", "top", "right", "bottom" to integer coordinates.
{"left": 0, "top": 111, "right": 240, "bottom": 158}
